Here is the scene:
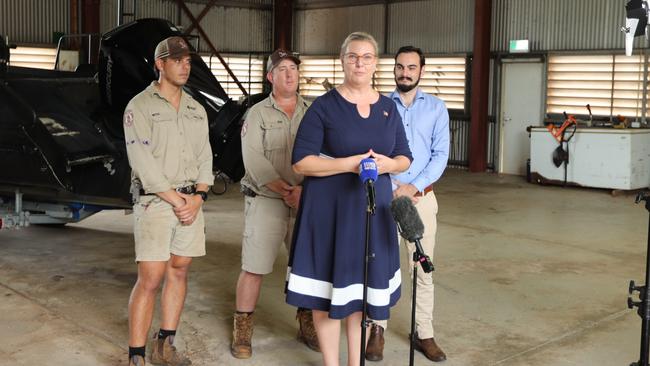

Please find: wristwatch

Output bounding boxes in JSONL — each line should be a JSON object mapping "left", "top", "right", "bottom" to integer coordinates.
{"left": 196, "top": 191, "right": 208, "bottom": 202}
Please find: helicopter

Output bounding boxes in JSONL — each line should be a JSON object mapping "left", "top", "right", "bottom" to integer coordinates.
{"left": 0, "top": 18, "right": 259, "bottom": 229}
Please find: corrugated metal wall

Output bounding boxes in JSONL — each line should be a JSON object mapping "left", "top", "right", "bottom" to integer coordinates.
{"left": 296, "top": 0, "right": 641, "bottom": 55}
{"left": 2, "top": 0, "right": 640, "bottom": 54}
{"left": 179, "top": 2, "right": 272, "bottom": 53}
{"left": 0, "top": 0, "right": 271, "bottom": 52}
{"left": 293, "top": 0, "right": 473, "bottom": 55}
{"left": 386, "top": 0, "right": 474, "bottom": 54}
{"left": 0, "top": 0, "right": 70, "bottom": 44}
{"left": 99, "top": 0, "right": 272, "bottom": 53}
{"left": 491, "top": 0, "right": 636, "bottom": 52}
{"left": 294, "top": 4, "right": 386, "bottom": 55}
{"left": 100, "top": 0, "right": 178, "bottom": 34}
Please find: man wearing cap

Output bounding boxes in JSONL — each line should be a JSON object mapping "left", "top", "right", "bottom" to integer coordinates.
{"left": 230, "top": 49, "right": 318, "bottom": 359}
{"left": 124, "top": 36, "right": 213, "bottom": 366}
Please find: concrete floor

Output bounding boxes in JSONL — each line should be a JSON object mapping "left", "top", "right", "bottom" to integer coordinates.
{"left": 0, "top": 170, "right": 648, "bottom": 366}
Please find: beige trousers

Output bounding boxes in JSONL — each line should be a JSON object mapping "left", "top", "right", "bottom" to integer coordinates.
{"left": 375, "top": 191, "right": 438, "bottom": 339}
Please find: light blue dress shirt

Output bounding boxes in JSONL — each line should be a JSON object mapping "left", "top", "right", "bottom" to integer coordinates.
{"left": 389, "top": 88, "right": 450, "bottom": 192}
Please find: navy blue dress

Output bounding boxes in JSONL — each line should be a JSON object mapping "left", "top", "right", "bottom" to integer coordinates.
{"left": 286, "top": 89, "right": 412, "bottom": 320}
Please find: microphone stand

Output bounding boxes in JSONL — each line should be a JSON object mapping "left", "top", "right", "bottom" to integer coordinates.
{"left": 629, "top": 191, "right": 650, "bottom": 366}
{"left": 360, "top": 181, "right": 375, "bottom": 366}
{"left": 408, "top": 238, "right": 434, "bottom": 366}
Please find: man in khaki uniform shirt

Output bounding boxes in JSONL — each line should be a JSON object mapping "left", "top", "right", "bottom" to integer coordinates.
{"left": 124, "top": 36, "right": 213, "bottom": 366}
{"left": 230, "top": 49, "right": 319, "bottom": 359}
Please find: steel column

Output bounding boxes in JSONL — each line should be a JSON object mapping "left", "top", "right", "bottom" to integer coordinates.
{"left": 469, "top": 0, "right": 491, "bottom": 172}
{"left": 273, "top": 0, "right": 293, "bottom": 51}
{"left": 82, "top": 0, "right": 100, "bottom": 64}
{"left": 70, "top": 0, "right": 80, "bottom": 35}
{"left": 82, "top": 0, "right": 100, "bottom": 34}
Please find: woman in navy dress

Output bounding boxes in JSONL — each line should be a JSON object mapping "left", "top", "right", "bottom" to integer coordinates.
{"left": 286, "top": 32, "right": 412, "bottom": 366}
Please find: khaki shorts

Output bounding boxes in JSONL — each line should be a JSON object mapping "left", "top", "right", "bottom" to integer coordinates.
{"left": 241, "top": 195, "right": 295, "bottom": 275}
{"left": 133, "top": 195, "right": 206, "bottom": 262}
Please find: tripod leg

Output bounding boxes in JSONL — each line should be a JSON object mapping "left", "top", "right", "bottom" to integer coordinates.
{"left": 639, "top": 212, "right": 650, "bottom": 366}
{"left": 410, "top": 255, "right": 418, "bottom": 366}
{"left": 562, "top": 139, "right": 569, "bottom": 187}
{"left": 361, "top": 210, "right": 372, "bottom": 366}
{"left": 631, "top": 195, "right": 650, "bottom": 366}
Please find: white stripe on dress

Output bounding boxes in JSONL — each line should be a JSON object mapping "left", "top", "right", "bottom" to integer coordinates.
{"left": 286, "top": 268, "right": 401, "bottom": 307}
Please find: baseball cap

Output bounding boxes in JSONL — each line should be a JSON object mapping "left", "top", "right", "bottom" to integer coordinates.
{"left": 154, "top": 36, "right": 194, "bottom": 60}
{"left": 267, "top": 49, "right": 300, "bottom": 71}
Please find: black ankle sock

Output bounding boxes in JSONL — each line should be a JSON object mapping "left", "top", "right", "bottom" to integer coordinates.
{"left": 236, "top": 310, "right": 253, "bottom": 315}
{"left": 158, "top": 328, "right": 176, "bottom": 340}
{"left": 129, "top": 346, "right": 146, "bottom": 359}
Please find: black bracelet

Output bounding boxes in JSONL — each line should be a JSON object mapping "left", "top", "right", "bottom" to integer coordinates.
{"left": 197, "top": 191, "right": 208, "bottom": 202}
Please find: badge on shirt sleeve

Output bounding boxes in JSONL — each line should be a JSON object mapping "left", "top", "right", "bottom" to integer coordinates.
{"left": 241, "top": 120, "right": 248, "bottom": 137}
{"left": 124, "top": 110, "right": 134, "bottom": 127}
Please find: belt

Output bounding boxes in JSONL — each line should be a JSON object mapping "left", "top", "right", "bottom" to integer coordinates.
{"left": 241, "top": 185, "right": 257, "bottom": 198}
{"left": 139, "top": 184, "right": 196, "bottom": 196}
{"left": 414, "top": 184, "right": 433, "bottom": 197}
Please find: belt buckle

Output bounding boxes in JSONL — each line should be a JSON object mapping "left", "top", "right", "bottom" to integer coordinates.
{"left": 175, "top": 185, "right": 194, "bottom": 194}
{"left": 241, "top": 185, "right": 257, "bottom": 198}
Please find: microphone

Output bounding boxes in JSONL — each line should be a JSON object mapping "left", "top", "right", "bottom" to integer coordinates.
{"left": 390, "top": 196, "right": 434, "bottom": 273}
{"left": 359, "top": 158, "right": 378, "bottom": 213}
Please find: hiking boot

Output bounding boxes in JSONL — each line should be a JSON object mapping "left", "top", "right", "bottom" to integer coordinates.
{"left": 231, "top": 312, "right": 253, "bottom": 359}
{"left": 151, "top": 335, "right": 191, "bottom": 366}
{"left": 365, "top": 324, "right": 384, "bottom": 361}
{"left": 129, "top": 355, "right": 145, "bottom": 366}
{"left": 413, "top": 333, "right": 447, "bottom": 362}
{"left": 296, "top": 308, "right": 320, "bottom": 352}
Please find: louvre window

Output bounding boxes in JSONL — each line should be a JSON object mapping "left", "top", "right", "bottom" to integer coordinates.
{"left": 298, "top": 55, "right": 467, "bottom": 111}
{"left": 375, "top": 56, "right": 466, "bottom": 110}
{"left": 298, "top": 57, "right": 344, "bottom": 98}
{"left": 201, "top": 54, "right": 264, "bottom": 101}
{"left": 8, "top": 46, "right": 56, "bottom": 69}
{"left": 547, "top": 54, "right": 646, "bottom": 119}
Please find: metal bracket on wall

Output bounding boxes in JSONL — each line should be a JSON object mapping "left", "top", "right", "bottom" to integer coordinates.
{"left": 175, "top": 0, "right": 249, "bottom": 97}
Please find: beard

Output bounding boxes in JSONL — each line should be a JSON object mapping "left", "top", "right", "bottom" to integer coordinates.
{"left": 395, "top": 76, "right": 420, "bottom": 93}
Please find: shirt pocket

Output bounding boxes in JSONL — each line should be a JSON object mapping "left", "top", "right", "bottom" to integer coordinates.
{"left": 151, "top": 114, "right": 174, "bottom": 157}
{"left": 183, "top": 110, "right": 205, "bottom": 143}
{"left": 184, "top": 111, "right": 205, "bottom": 124}
{"left": 261, "top": 120, "right": 286, "bottom": 151}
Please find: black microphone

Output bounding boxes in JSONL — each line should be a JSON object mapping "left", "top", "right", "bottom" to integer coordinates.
{"left": 390, "top": 196, "right": 434, "bottom": 273}
{"left": 359, "top": 158, "right": 378, "bottom": 213}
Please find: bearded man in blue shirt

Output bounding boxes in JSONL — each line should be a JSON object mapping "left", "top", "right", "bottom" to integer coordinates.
{"left": 366, "top": 46, "right": 450, "bottom": 363}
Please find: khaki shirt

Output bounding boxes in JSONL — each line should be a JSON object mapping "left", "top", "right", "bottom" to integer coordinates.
{"left": 240, "top": 93, "right": 310, "bottom": 198}
{"left": 124, "top": 82, "right": 214, "bottom": 194}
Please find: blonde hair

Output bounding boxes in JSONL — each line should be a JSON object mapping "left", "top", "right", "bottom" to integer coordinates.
{"left": 340, "top": 32, "right": 378, "bottom": 57}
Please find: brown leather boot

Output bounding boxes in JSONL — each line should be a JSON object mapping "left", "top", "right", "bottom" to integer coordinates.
{"left": 150, "top": 335, "right": 191, "bottom": 366}
{"left": 129, "top": 355, "right": 145, "bottom": 366}
{"left": 231, "top": 312, "right": 254, "bottom": 359}
{"left": 365, "top": 324, "right": 385, "bottom": 361}
{"left": 413, "top": 333, "right": 446, "bottom": 362}
{"left": 296, "top": 308, "right": 320, "bottom": 352}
